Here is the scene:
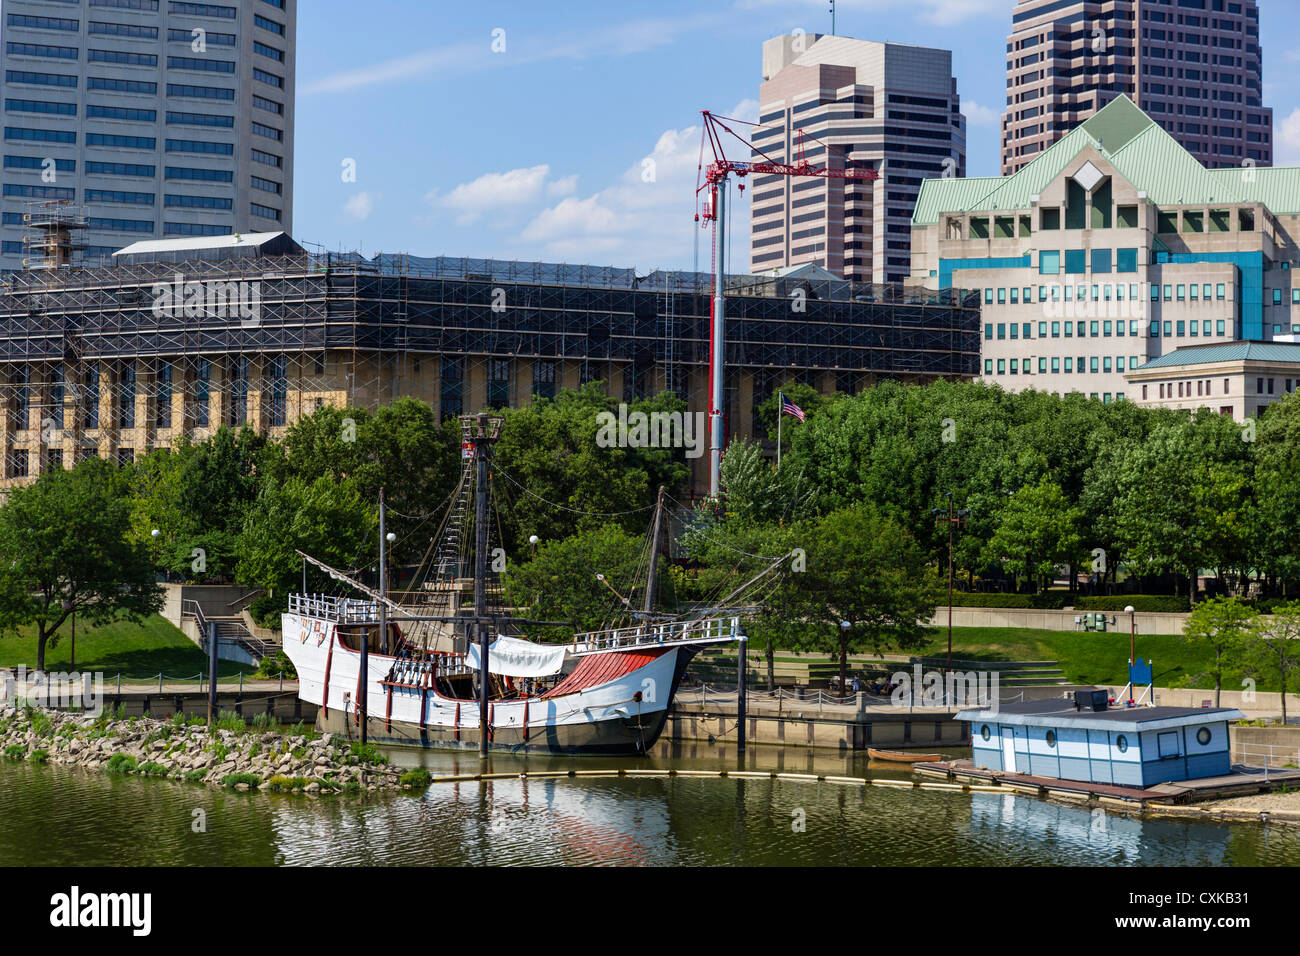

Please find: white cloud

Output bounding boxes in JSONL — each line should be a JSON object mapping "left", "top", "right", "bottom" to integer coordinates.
{"left": 515, "top": 99, "right": 757, "bottom": 269}
{"left": 303, "top": 14, "right": 725, "bottom": 95}
{"left": 343, "top": 191, "right": 377, "bottom": 221}
{"left": 428, "top": 164, "right": 570, "bottom": 226}
{"left": 1279, "top": 108, "right": 1300, "bottom": 166}
{"left": 963, "top": 100, "right": 1000, "bottom": 126}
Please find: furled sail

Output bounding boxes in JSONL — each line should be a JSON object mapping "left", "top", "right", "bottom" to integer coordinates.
{"left": 465, "top": 636, "right": 568, "bottom": 677}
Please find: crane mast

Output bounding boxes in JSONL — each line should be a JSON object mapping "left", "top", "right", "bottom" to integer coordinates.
{"left": 695, "top": 110, "right": 878, "bottom": 496}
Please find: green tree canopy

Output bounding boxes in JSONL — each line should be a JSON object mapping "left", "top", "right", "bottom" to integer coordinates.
{"left": 0, "top": 458, "right": 162, "bottom": 671}
{"left": 235, "top": 475, "right": 376, "bottom": 598}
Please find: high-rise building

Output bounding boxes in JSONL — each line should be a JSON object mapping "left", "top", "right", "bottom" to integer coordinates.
{"left": 911, "top": 96, "right": 1300, "bottom": 403}
{"left": 751, "top": 34, "right": 965, "bottom": 285}
{"left": 1, "top": 0, "right": 296, "bottom": 271}
{"left": 1002, "top": 0, "right": 1271, "bottom": 175}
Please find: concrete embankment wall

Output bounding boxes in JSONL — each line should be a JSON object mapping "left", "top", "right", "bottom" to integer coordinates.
{"left": 925, "top": 607, "right": 1190, "bottom": 634}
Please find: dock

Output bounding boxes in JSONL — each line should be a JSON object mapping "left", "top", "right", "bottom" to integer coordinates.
{"left": 915, "top": 758, "right": 1300, "bottom": 807}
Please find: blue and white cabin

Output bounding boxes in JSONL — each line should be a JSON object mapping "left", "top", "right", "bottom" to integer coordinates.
{"left": 955, "top": 698, "right": 1244, "bottom": 788}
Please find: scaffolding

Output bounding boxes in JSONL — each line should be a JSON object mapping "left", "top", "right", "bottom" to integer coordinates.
{"left": 21, "top": 200, "right": 87, "bottom": 272}
{"left": 0, "top": 249, "right": 979, "bottom": 481}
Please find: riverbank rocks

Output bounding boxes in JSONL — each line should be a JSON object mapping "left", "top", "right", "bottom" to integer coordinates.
{"left": 0, "top": 706, "right": 408, "bottom": 795}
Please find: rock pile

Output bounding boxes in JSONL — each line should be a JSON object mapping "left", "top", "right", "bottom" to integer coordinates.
{"left": 0, "top": 705, "right": 425, "bottom": 794}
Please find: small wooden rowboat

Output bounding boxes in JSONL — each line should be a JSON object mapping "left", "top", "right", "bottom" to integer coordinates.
{"left": 867, "top": 748, "right": 943, "bottom": 763}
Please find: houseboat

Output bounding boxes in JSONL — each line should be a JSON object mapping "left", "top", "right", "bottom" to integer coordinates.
{"left": 956, "top": 692, "right": 1244, "bottom": 787}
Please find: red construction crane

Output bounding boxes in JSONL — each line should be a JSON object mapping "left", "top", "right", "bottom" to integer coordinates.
{"left": 695, "top": 110, "right": 879, "bottom": 496}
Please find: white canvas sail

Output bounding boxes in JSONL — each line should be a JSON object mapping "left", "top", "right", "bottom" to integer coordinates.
{"left": 464, "top": 636, "right": 568, "bottom": 677}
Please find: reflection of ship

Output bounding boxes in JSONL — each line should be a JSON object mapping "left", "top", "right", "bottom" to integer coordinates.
{"left": 282, "top": 414, "right": 765, "bottom": 756}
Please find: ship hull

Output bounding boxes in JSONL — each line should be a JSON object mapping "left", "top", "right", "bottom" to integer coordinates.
{"left": 281, "top": 613, "right": 700, "bottom": 757}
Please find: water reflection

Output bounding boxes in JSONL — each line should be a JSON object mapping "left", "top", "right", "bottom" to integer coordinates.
{"left": 1, "top": 750, "right": 1296, "bottom": 867}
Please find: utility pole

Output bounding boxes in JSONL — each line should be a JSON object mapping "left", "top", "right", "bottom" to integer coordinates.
{"left": 206, "top": 620, "right": 218, "bottom": 724}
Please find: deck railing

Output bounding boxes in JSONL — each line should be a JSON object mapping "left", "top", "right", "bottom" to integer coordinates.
{"left": 569, "top": 616, "right": 740, "bottom": 654}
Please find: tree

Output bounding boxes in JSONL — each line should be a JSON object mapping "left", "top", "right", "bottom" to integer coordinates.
{"left": 502, "top": 524, "right": 661, "bottom": 638}
{"left": 492, "top": 383, "right": 690, "bottom": 553}
{"left": 235, "top": 476, "right": 376, "bottom": 598}
{"left": 1245, "top": 603, "right": 1300, "bottom": 724}
{"left": 681, "top": 515, "right": 807, "bottom": 689}
{"left": 793, "top": 504, "right": 941, "bottom": 692}
{"left": 718, "top": 438, "right": 813, "bottom": 527}
{"left": 984, "top": 478, "right": 1085, "bottom": 593}
{"left": 266, "top": 398, "right": 460, "bottom": 568}
{"left": 130, "top": 426, "right": 269, "bottom": 581}
{"left": 1182, "top": 596, "right": 1258, "bottom": 707}
{"left": 0, "top": 459, "right": 162, "bottom": 671}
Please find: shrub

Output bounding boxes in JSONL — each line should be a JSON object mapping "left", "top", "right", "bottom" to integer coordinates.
{"left": 209, "top": 742, "right": 230, "bottom": 762}
{"left": 1074, "top": 595, "right": 1189, "bottom": 613}
{"left": 255, "top": 650, "right": 297, "bottom": 681}
{"left": 946, "top": 592, "right": 1067, "bottom": 609}
{"left": 348, "top": 742, "right": 385, "bottom": 765}
{"left": 105, "top": 754, "right": 138, "bottom": 774}
{"left": 137, "top": 761, "right": 168, "bottom": 777}
{"left": 216, "top": 711, "right": 247, "bottom": 734}
{"left": 399, "top": 768, "right": 432, "bottom": 789}
{"left": 221, "top": 772, "right": 260, "bottom": 789}
{"left": 3, "top": 744, "right": 24, "bottom": 760}
{"left": 248, "top": 593, "right": 286, "bottom": 631}
{"left": 264, "top": 775, "right": 309, "bottom": 792}
{"left": 182, "top": 769, "right": 207, "bottom": 783}
{"left": 29, "top": 711, "right": 53, "bottom": 738}
{"left": 29, "top": 749, "right": 48, "bottom": 764}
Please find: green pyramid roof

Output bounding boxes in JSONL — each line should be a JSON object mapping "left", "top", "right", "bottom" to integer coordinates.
{"left": 913, "top": 95, "right": 1297, "bottom": 225}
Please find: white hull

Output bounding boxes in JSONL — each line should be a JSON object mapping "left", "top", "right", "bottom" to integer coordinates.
{"left": 281, "top": 613, "right": 691, "bottom": 754}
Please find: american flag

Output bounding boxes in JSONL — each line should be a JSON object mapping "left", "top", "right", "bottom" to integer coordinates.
{"left": 779, "top": 392, "right": 805, "bottom": 423}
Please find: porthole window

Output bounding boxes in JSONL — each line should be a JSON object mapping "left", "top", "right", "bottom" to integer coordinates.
{"left": 1116, "top": 735, "right": 1129, "bottom": 753}
{"left": 1045, "top": 730, "right": 1057, "bottom": 748}
{"left": 1197, "top": 727, "right": 1211, "bottom": 746}
{"left": 981, "top": 724, "right": 991, "bottom": 742}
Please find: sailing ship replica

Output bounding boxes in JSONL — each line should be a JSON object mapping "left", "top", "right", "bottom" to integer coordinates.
{"left": 281, "top": 413, "right": 760, "bottom": 756}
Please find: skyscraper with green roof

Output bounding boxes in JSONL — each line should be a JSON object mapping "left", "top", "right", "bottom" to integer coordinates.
{"left": 910, "top": 95, "right": 1299, "bottom": 402}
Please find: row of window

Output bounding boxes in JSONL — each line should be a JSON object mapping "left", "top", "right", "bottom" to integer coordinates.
{"left": 1039, "top": 248, "right": 1140, "bottom": 275}
{"left": 6, "top": 72, "right": 286, "bottom": 102}
{"left": 4, "top": 127, "right": 282, "bottom": 153}
{"left": 987, "top": 318, "right": 1232, "bottom": 340}
{"left": 985, "top": 354, "right": 1140, "bottom": 378}
{"left": 986, "top": 282, "right": 1234, "bottom": 304}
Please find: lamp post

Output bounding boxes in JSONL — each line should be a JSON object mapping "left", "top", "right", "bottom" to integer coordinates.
{"left": 1125, "top": 604, "right": 1136, "bottom": 706}
{"left": 838, "top": 620, "right": 851, "bottom": 696}
{"left": 62, "top": 599, "right": 74, "bottom": 671}
{"left": 932, "top": 493, "right": 970, "bottom": 703}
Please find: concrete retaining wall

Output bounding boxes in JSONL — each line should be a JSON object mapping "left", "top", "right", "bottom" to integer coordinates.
{"left": 926, "top": 606, "right": 1190, "bottom": 634}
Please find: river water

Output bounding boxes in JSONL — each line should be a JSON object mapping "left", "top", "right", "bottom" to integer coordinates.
{"left": 2, "top": 741, "right": 1296, "bottom": 866}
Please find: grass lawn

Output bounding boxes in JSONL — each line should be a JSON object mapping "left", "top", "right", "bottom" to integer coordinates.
{"left": 0, "top": 614, "right": 252, "bottom": 680}
{"left": 724, "top": 626, "right": 1272, "bottom": 693}
{"left": 914, "top": 626, "right": 1264, "bottom": 692}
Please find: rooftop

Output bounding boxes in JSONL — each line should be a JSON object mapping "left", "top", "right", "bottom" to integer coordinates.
{"left": 913, "top": 95, "right": 1300, "bottom": 225}
{"left": 955, "top": 698, "right": 1244, "bottom": 731}
{"left": 1135, "top": 341, "right": 1300, "bottom": 370}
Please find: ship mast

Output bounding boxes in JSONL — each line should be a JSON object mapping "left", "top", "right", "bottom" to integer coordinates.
{"left": 642, "top": 486, "right": 666, "bottom": 623}
{"left": 465, "top": 413, "right": 502, "bottom": 758}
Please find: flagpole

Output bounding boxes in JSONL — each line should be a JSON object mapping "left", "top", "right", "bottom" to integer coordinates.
{"left": 777, "top": 410, "right": 782, "bottom": 469}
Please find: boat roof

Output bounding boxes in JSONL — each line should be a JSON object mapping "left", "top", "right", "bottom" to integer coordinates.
{"left": 955, "top": 699, "right": 1244, "bottom": 732}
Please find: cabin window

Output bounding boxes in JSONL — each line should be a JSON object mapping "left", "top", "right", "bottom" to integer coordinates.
{"left": 1045, "top": 730, "right": 1057, "bottom": 748}
{"left": 1116, "top": 735, "right": 1129, "bottom": 753}
{"left": 980, "top": 724, "right": 991, "bottom": 742}
{"left": 1197, "top": 727, "right": 1212, "bottom": 746}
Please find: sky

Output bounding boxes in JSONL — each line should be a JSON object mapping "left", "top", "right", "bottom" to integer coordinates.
{"left": 294, "top": 0, "right": 1300, "bottom": 273}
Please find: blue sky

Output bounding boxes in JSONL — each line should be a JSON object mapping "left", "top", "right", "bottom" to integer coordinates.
{"left": 294, "top": 0, "right": 1300, "bottom": 272}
